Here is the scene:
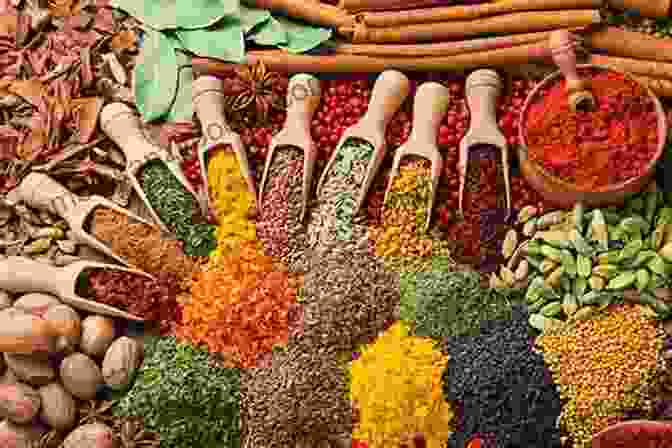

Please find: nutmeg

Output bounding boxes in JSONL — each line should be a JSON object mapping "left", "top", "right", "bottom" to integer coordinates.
{"left": 80, "top": 315, "right": 116, "bottom": 358}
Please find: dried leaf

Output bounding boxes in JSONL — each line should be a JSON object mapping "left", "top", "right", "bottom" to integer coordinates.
{"left": 70, "top": 97, "right": 103, "bottom": 143}
{"left": 110, "top": 29, "right": 137, "bottom": 53}
{"left": 48, "top": 0, "right": 77, "bottom": 17}
{"left": 17, "top": 127, "right": 47, "bottom": 159}
{"left": 8, "top": 79, "right": 46, "bottom": 107}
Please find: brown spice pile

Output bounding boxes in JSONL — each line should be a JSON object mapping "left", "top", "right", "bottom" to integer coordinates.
{"left": 90, "top": 207, "right": 198, "bottom": 290}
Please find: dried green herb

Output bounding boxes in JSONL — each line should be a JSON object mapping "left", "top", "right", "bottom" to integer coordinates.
{"left": 414, "top": 271, "right": 525, "bottom": 339}
{"left": 141, "top": 160, "right": 216, "bottom": 256}
{"left": 113, "top": 336, "right": 240, "bottom": 448}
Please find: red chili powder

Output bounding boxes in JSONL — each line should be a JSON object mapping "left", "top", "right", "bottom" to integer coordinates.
{"left": 86, "top": 270, "right": 180, "bottom": 334}
{"left": 524, "top": 69, "right": 659, "bottom": 191}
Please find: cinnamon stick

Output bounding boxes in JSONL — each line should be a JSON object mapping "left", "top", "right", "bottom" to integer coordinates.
{"left": 630, "top": 75, "right": 672, "bottom": 97}
{"left": 339, "top": 0, "right": 455, "bottom": 13}
{"left": 357, "top": 0, "right": 602, "bottom": 27}
{"left": 243, "top": 0, "right": 353, "bottom": 28}
{"left": 585, "top": 27, "right": 672, "bottom": 62}
{"left": 608, "top": 0, "right": 670, "bottom": 18}
{"left": 591, "top": 55, "right": 672, "bottom": 80}
{"left": 340, "top": 10, "right": 601, "bottom": 44}
{"left": 192, "top": 43, "right": 551, "bottom": 74}
{"left": 334, "top": 30, "right": 560, "bottom": 56}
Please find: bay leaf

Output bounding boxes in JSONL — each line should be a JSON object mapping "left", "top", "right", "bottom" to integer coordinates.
{"left": 175, "top": 17, "right": 244, "bottom": 62}
{"left": 165, "top": 50, "right": 194, "bottom": 123}
{"left": 110, "top": 0, "right": 238, "bottom": 30}
{"left": 133, "top": 29, "right": 180, "bottom": 122}
{"left": 238, "top": 4, "right": 271, "bottom": 35}
{"left": 250, "top": 16, "right": 287, "bottom": 47}
{"left": 274, "top": 16, "right": 332, "bottom": 54}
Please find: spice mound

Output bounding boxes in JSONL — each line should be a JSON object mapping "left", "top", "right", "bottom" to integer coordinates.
{"left": 349, "top": 321, "right": 453, "bottom": 448}
{"left": 537, "top": 303, "right": 662, "bottom": 448}
{"left": 524, "top": 69, "right": 659, "bottom": 190}
{"left": 368, "top": 159, "right": 452, "bottom": 273}
{"left": 444, "top": 305, "right": 562, "bottom": 448}
{"left": 177, "top": 240, "right": 302, "bottom": 368}
{"left": 89, "top": 207, "right": 198, "bottom": 291}
{"left": 81, "top": 269, "right": 180, "bottom": 333}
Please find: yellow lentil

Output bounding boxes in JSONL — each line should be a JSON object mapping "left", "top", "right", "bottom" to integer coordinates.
{"left": 349, "top": 321, "right": 453, "bottom": 448}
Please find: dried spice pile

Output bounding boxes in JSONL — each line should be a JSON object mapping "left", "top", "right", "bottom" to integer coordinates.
{"left": 83, "top": 269, "right": 180, "bottom": 333}
{"left": 241, "top": 339, "right": 352, "bottom": 448}
{"left": 207, "top": 148, "right": 257, "bottom": 258}
{"left": 113, "top": 336, "right": 241, "bottom": 448}
{"left": 368, "top": 159, "right": 453, "bottom": 273}
{"left": 349, "top": 321, "right": 453, "bottom": 448}
{"left": 141, "top": 160, "right": 216, "bottom": 257}
{"left": 89, "top": 207, "right": 198, "bottom": 290}
{"left": 256, "top": 146, "right": 307, "bottom": 271}
{"left": 177, "top": 240, "right": 302, "bottom": 368}
{"left": 538, "top": 303, "right": 663, "bottom": 448}
{"left": 414, "top": 270, "right": 522, "bottom": 340}
{"left": 525, "top": 69, "right": 659, "bottom": 190}
{"left": 443, "top": 305, "right": 562, "bottom": 448}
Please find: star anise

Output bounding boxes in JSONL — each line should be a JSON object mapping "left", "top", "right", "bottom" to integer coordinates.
{"left": 225, "top": 61, "right": 284, "bottom": 127}
{"left": 112, "top": 415, "right": 161, "bottom": 448}
{"left": 78, "top": 399, "right": 115, "bottom": 425}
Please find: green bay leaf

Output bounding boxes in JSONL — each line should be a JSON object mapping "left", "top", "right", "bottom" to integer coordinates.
{"left": 175, "top": 17, "right": 244, "bottom": 62}
{"left": 110, "top": 0, "right": 239, "bottom": 30}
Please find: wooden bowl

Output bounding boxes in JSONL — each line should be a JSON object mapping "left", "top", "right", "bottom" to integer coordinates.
{"left": 591, "top": 420, "right": 672, "bottom": 447}
{"left": 517, "top": 64, "right": 667, "bottom": 209}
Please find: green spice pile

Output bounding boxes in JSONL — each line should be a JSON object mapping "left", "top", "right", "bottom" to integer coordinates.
{"left": 414, "top": 270, "right": 523, "bottom": 339}
{"left": 538, "top": 304, "right": 663, "bottom": 448}
{"left": 141, "top": 160, "right": 216, "bottom": 256}
{"left": 493, "top": 192, "right": 672, "bottom": 330}
{"left": 398, "top": 257, "right": 456, "bottom": 323}
{"left": 113, "top": 336, "right": 240, "bottom": 448}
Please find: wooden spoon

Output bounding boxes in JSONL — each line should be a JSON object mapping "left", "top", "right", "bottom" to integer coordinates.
{"left": 383, "top": 81, "right": 450, "bottom": 232}
{"left": 192, "top": 75, "right": 257, "bottom": 216}
{"left": 259, "top": 73, "right": 322, "bottom": 222}
{"left": 99, "top": 102, "right": 206, "bottom": 232}
{"left": 5, "top": 172, "right": 155, "bottom": 266}
{"left": 550, "top": 29, "right": 595, "bottom": 112}
{"left": 316, "top": 70, "right": 410, "bottom": 215}
{"left": 0, "top": 256, "right": 149, "bottom": 320}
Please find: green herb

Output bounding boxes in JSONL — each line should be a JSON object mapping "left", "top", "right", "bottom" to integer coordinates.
{"left": 141, "top": 160, "right": 216, "bottom": 256}
{"left": 414, "top": 271, "right": 525, "bottom": 339}
{"left": 113, "top": 336, "right": 240, "bottom": 448}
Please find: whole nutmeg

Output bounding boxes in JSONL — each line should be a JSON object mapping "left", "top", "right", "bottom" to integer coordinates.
{"left": 80, "top": 316, "right": 116, "bottom": 358}
{"left": 12, "top": 293, "right": 61, "bottom": 316}
{"left": 0, "top": 383, "right": 41, "bottom": 424}
{"left": 62, "top": 423, "right": 117, "bottom": 448}
{"left": 44, "top": 304, "right": 81, "bottom": 353}
{"left": 102, "top": 337, "right": 143, "bottom": 390}
{"left": 0, "top": 419, "right": 45, "bottom": 448}
{"left": 59, "top": 353, "right": 103, "bottom": 400}
{"left": 38, "top": 382, "right": 77, "bottom": 431}
{"left": 0, "top": 308, "right": 56, "bottom": 353}
{"left": 3, "top": 353, "right": 56, "bottom": 387}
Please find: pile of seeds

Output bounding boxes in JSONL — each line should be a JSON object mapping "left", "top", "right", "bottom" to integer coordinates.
{"left": 257, "top": 146, "right": 307, "bottom": 272}
{"left": 240, "top": 339, "right": 352, "bottom": 448}
{"left": 443, "top": 304, "right": 563, "bottom": 448}
{"left": 537, "top": 303, "right": 663, "bottom": 448}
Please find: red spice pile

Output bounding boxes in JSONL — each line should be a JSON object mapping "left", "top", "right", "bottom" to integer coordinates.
{"left": 525, "top": 69, "right": 659, "bottom": 190}
{"left": 87, "top": 270, "right": 180, "bottom": 333}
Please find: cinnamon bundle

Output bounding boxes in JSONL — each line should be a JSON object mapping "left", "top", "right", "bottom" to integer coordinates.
{"left": 357, "top": 0, "right": 602, "bottom": 27}
{"left": 586, "top": 27, "right": 672, "bottom": 62}
{"left": 631, "top": 75, "right": 672, "bottom": 97}
{"left": 340, "top": 9, "right": 601, "bottom": 43}
{"left": 591, "top": 55, "right": 672, "bottom": 80}
{"left": 334, "top": 29, "right": 560, "bottom": 56}
{"left": 339, "top": 0, "right": 453, "bottom": 13}
{"left": 243, "top": 0, "right": 353, "bottom": 28}
{"left": 192, "top": 43, "right": 551, "bottom": 74}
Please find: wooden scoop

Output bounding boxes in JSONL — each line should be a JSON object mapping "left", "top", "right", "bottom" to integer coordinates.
{"left": 383, "top": 82, "right": 450, "bottom": 232}
{"left": 259, "top": 73, "right": 322, "bottom": 223}
{"left": 316, "top": 70, "right": 410, "bottom": 215}
{"left": 0, "top": 256, "right": 149, "bottom": 320}
{"left": 550, "top": 29, "right": 595, "bottom": 112}
{"left": 5, "top": 172, "right": 155, "bottom": 266}
{"left": 99, "top": 102, "right": 205, "bottom": 232}
{"left": 192, "top": 75, "right": 257, "bottom": 216}
{"left": 459, "top": 69, "right": 512, "bottom": 220}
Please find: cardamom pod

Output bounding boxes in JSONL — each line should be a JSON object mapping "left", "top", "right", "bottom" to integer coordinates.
{"left": 500, "top": 266, "right": 515, "bottom": 286}
{"left": 607, "top": 271, "right": 637, "bottom": 290}
{"left": 540, "top": 258, "right": 558, "bottom": 274}
{"left": 23, "top": 238, "right": 51, "bottom": 255}
{"left": 502, "top": 229, "right": 518, "bottom": 260}
{"left": 636, "top": 269, "right": 650, "bottom": 292}
{"left": 659, "top": 243, "right": 672, "bottom": 263}
{"left": 576, "top": 254, "right": 592, "bottom": 278}
{"left": 522, "top": 219, "right": 537, "bottom": 238}
{"left": 541, "top": 245, "right": 563, "bottom": 262}
{"left": 537, "top": 211, "right": 566, "bottom": 230}
{"left": 541, "top": 301, "right": 562, "bottom": 317}
{"left": 619, "top": 239, "right": 644, "bottom": 262}
{"left": 489, "top": 272, "right": 507, "bottom": 289}
{"left": 514, "top": 260, "right": 529, "bottom": 281}
{"left": 591, "top": 210, "right": 609, "bottom": 251}
{"left": 545, "top": 266, "right": 564, "bottom": 288}
{"left": 517, "top": 205, "right": 539, "bottom": 224}
{"left": 592, "top": 264, "right": 620, "bottom": 279}
{"left": 562, "top": 293, "right": 579, "bottom": 316}
{"left": 588, "top": 275, "right": 605, "bottom": 290}
{"left": 572, "top": 306, "right": 597, "bottom": 321}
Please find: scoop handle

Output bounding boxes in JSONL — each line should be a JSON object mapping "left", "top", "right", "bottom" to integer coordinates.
{"left": 0, "top": 256, "right": 61, "bottom": 294}
{"left": 362, "top": 70, "right": 410, "bottom": 131}
{"left": 465, "top": 69, "right": 502, "bottom": 135}
{"left": 549, "top": 30, "right": 594, "bottom": 111}
{"left": 284, "top": 73, "right": 322, "bottom": 136}
{"left": 192, "top": 76, "right": 234, "bottom": 146}
{"left": 408, "top": 82, "right": 451, "bottom": 147}
{"left": 5, "top": 173, "right": 78, "bottom": 218}
{"left": 99, "top": 103, "right": 160, "bottom": 165}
